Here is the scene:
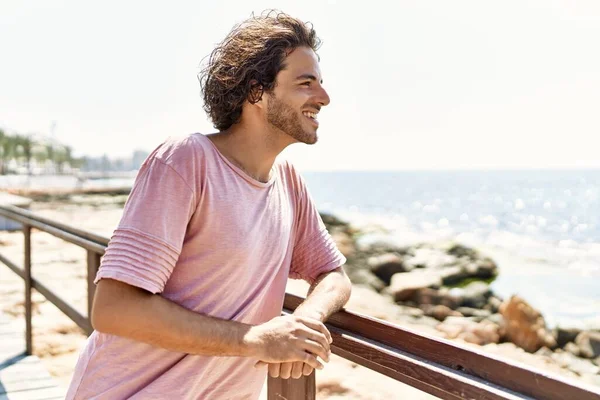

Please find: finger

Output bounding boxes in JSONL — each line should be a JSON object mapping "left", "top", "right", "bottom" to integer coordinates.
{"left": 301, "top": 352, "right": 325, "bottom": 371}
{"left": 254, "top": 361, "right": 267, "bottom": 368}
{"left": 291, "top": 361, "right": 304, "bottom": 379}
{"left": 302, "top": 363, "right": 314, "bottom": 376}
{"left": 297, "top": 317, "right": 333, "bottom": 344}
{"left": 300, "top": 339, "right": 330, "bottom": 362}
{"left": 301, "top": 330, "right": 331, "bottom": 355}
{"left": 268, "top": 363, "right": 281, "bottom": 378}
{"left": 280, "top": 362, "right": 293, "bottom": 379}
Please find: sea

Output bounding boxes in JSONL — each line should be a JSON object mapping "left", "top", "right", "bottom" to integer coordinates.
{"left": 2, "top": 169, "right": 599, "bottom": 329}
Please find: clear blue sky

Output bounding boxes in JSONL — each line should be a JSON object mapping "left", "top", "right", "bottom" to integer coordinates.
{"left": 1, "top": 1, "right": 599, "bottom": 170}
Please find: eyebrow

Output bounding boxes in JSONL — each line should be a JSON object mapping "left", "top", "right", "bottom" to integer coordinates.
{"left": 295, "top": 74, "right": 323, "bottom": 84}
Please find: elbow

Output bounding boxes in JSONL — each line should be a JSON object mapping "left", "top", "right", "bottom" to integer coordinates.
{"left": 342, "top": 271, "right": 352, "bottom": 305}
{"left": 90, "top": 295, "right": 113, "bottom": 334}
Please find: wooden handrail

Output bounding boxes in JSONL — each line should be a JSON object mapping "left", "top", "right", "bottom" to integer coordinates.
{"left": 1, "top": 204, "right": 599, "bottom": 400}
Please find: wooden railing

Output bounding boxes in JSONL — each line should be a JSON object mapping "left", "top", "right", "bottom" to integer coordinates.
{"left": 1, "top": 203, "right": 599, "bottom": 400}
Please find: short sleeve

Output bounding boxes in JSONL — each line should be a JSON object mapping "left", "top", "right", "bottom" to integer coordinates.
{"left": 289, "top": 174, "right": 346, "bottom": 284}
{"left": 95, "top": 149, "right": 196, "bottom": 294}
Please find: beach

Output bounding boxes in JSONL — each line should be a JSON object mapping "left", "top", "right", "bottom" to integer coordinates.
{"left": 1, "top": 194, "right": 599, "bottom": 398}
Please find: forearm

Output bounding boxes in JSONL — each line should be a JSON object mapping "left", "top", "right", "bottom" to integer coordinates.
{"left": 92, "top": 279, "right": 255, "bottom": 357}
{"left": 294, "top": 267, "right": 352, "bottom": 322}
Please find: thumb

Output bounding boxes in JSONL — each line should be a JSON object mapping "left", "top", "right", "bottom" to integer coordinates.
{"left": 254, "top": 361, "right": 267, "bottom": 368}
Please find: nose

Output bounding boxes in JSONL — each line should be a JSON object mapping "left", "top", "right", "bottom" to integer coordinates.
{"left": 317, "top": 85, "right": 331, "bottom": 107}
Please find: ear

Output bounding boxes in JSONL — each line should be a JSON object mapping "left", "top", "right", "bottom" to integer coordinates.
{"left": 248, "top": 80, "right": 264, "bottom": 105}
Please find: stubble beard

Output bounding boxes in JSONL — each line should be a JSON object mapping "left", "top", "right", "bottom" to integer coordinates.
{"left": 266, "top": 94, "right": 317, "bottom": 145}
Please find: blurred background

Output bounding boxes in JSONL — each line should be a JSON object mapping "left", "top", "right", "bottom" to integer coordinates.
{"left": 1, "top": 1, "right": 599, "bottom": 397}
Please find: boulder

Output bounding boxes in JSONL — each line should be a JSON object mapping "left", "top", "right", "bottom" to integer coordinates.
{"left": 564, "top": 342, "right": 580, "bottom": 357}
{"left": 551, "top": 350, "right": 600, "bottom": 376}
{"left": 436, "top": 316, "right": 501, "bottom": 345}
{"left": 387, "top": 270, "right": 443, "bottom": 302}
{"left": 461, "top": 281, "right": 492, "bottom": 309}
{"left": 403, "top": 248, "right": 457, "bottom": 270}
{"left": 420, "top": 304, "right": 463, "bottom": 321}
{"left": 320, "top": 212, "right": 349, "bottom": 229}
{"left": 438, "top": 266, "right": 469, "bottom": 286}
{"left": 411, "top": 287, "right": 463, "bottom": 309}
{"left": 330, "top": 229, "right": 356, "bottom": 257}
{"left": 445, "top": 243, "right": 479, "bottom": 259}
{"left": 347, "top": 268, "right": 386, "bottom": 292}
{"left": 368, "top": 253, "right": 406, "bottom": 284}
{"left": 456, "top": 307, "right": 492, "bottom": 321}
{"left": 554, "top": 327, "right": 582, "bottom": 348}
{"left": 575, "top": 331, "right": 600, "bottom": 359}
{"left": 499, "top": 295, "right": 557, "bottom": 352}
{"left": 484, "top": 295, "right": 503, "bottom": 313}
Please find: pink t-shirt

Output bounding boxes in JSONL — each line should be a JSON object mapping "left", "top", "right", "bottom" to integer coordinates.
{"left": 66, "top": 134, "right": 346, "bottom": 399}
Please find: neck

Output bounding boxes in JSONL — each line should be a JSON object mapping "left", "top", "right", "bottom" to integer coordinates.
{"left": 207, "top": 122, "right": 293, "bottom": 183}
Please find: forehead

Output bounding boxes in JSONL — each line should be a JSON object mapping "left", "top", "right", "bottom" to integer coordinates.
{"left": 278, "top": 46, "right": 322, "bottom": 82}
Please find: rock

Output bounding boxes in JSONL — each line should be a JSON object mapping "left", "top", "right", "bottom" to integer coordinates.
{"left": 461, "top": 281, "right": 492, "bottom": 309}
{"left": 485, "top": 313, "right": 507, "bottom": 339}
{"left": 575, "top": 331, "right": 600, "bottom": 359}
{"left": 554, "top": 327, "right": 582, "bottom": 348}
{"left": 330, "top": 229, "right": 356, "bottom": 257}
{"left": 484, "top": 295, "right": 503, "bottom": 313}
{"left": 403, "top": 248, "right": 457, "bottom": 270}
{"left": 413, "top": 287, "right": 463, "bottom": 309}
{"left": 499, "top": 295, "right": 557, "bottom": 352}
{"left": 368, "top": 253, "right": 406, "bottom": 284}
{"left": 535, "top": 346, "right": 554, "bottom": 358}
{"left": 482, "top": 342, "right": 578, "bottom": 379}
{"left": 347, "top": 268, "right": 386, "bottom": 292}
{"left": 387, "top": 270, "right": 443, "bottom": 302}
{"left": 551, "top": 351, "right": 600, "bottom": 376}
{"left": 344, "top": 285, "right": 404, "bottom": 322}
{"left": 438, "top": 266, "right": 469, "bottom": 286}
{"left": 564, "top": 342, "right": 580, "bottom": 357}
{"left": 436, "top": 317, "right": 501, "bottom": 345}
{"left": 472, "top": 257, "right": 498, "bottom": 279}
{"left": 420, "top": 304, "right": 463, "bottom": 321}
{"left": 446, "top": 243, "right": 479, "bottom": 259}
{"left": 456, "top": 307, "right": 492, "bottom": 321}
{"left": 320, "top": 212, "right": 349, "bottom": 228}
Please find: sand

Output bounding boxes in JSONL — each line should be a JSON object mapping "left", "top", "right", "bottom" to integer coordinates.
{"left": 0, "top": 200, "right": 441, "bottom": 399}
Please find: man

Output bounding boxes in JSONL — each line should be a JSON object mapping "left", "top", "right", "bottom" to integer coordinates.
{"left": 67, "top": 10, "right": 352, "bottom": 399}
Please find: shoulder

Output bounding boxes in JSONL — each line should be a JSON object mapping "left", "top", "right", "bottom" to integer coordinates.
{"left": 141, "top": 133, "right": 212, "bottom": 192}
{"left": 149, "top": 133, "right": 210, "bottom": 168}
{"left": 276, "top": 159, "right": 308, "bottom": 198}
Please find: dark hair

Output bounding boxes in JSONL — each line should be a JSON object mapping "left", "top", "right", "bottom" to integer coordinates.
{"left": 198, "top": 10, "right": 321, "bottom": 131}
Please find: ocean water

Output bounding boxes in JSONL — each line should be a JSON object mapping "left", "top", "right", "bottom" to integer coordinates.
{"left": 2, "top": 170, "right": 599, "bottom": 328}
{"left": 302, "top": 170, "right": 600, "bottom": 329}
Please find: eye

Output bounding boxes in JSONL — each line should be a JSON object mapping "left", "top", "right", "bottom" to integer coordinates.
{"left": 301, "top": 81, "right": 311, "bottom": 87}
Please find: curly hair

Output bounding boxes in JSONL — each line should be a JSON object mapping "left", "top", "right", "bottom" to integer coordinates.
{"left": 198, "top": 10, "right": 321, "bottom": 131}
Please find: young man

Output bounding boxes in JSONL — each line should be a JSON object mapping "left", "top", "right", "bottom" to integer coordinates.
{"left": 66, "top": 11, "right": 352, "bottom": 399}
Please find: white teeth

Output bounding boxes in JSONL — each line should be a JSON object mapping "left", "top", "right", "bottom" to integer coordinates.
{"left": 303, "top": 111, "right": 318, "bottom": 120}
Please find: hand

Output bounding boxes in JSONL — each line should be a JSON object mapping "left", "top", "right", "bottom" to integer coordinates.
{"left": 257, "top": 361, "right": 314, "bottom": 379}
{"left": 246, "top": 315, "right": 332, "bottom": 371}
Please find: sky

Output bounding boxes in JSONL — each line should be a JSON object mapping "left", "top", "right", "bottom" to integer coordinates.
{"left": 1, "top": 0, "right": 600, "bottom": 171}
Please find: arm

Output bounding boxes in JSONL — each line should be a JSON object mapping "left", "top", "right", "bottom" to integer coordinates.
{"left": 293, "top": 267, "right": 352, "bottom": 322}
{"left": 92, "top": 278, "right": 330, "bottom": 369}
{"left": 257, "top": 267, "right": 352, "bottom": 378}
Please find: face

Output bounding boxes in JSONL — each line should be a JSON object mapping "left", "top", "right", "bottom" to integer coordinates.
{"left": 265, "top": 46, "right": 330, "bottom": 145}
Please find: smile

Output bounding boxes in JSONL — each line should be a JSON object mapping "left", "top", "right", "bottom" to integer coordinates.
{"left": 302, "top": 111, "right": 319, "bottom": 126}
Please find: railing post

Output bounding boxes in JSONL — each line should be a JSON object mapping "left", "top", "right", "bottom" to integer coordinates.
{"left": 23, "top": 224, "right": 33, "bottom": 355}
{"left": 267, "top": 371, "right": 316, "bottom": 400}
{"left": 86, "top": 250, "right": 101, "bottom": 319}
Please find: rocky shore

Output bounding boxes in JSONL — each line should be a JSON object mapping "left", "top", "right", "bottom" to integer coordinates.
{"left": 322, "top": 213, "right": 600, "bottom": 388}
{"left": 0, "top": 195, "right": 598, "bottom": 397}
